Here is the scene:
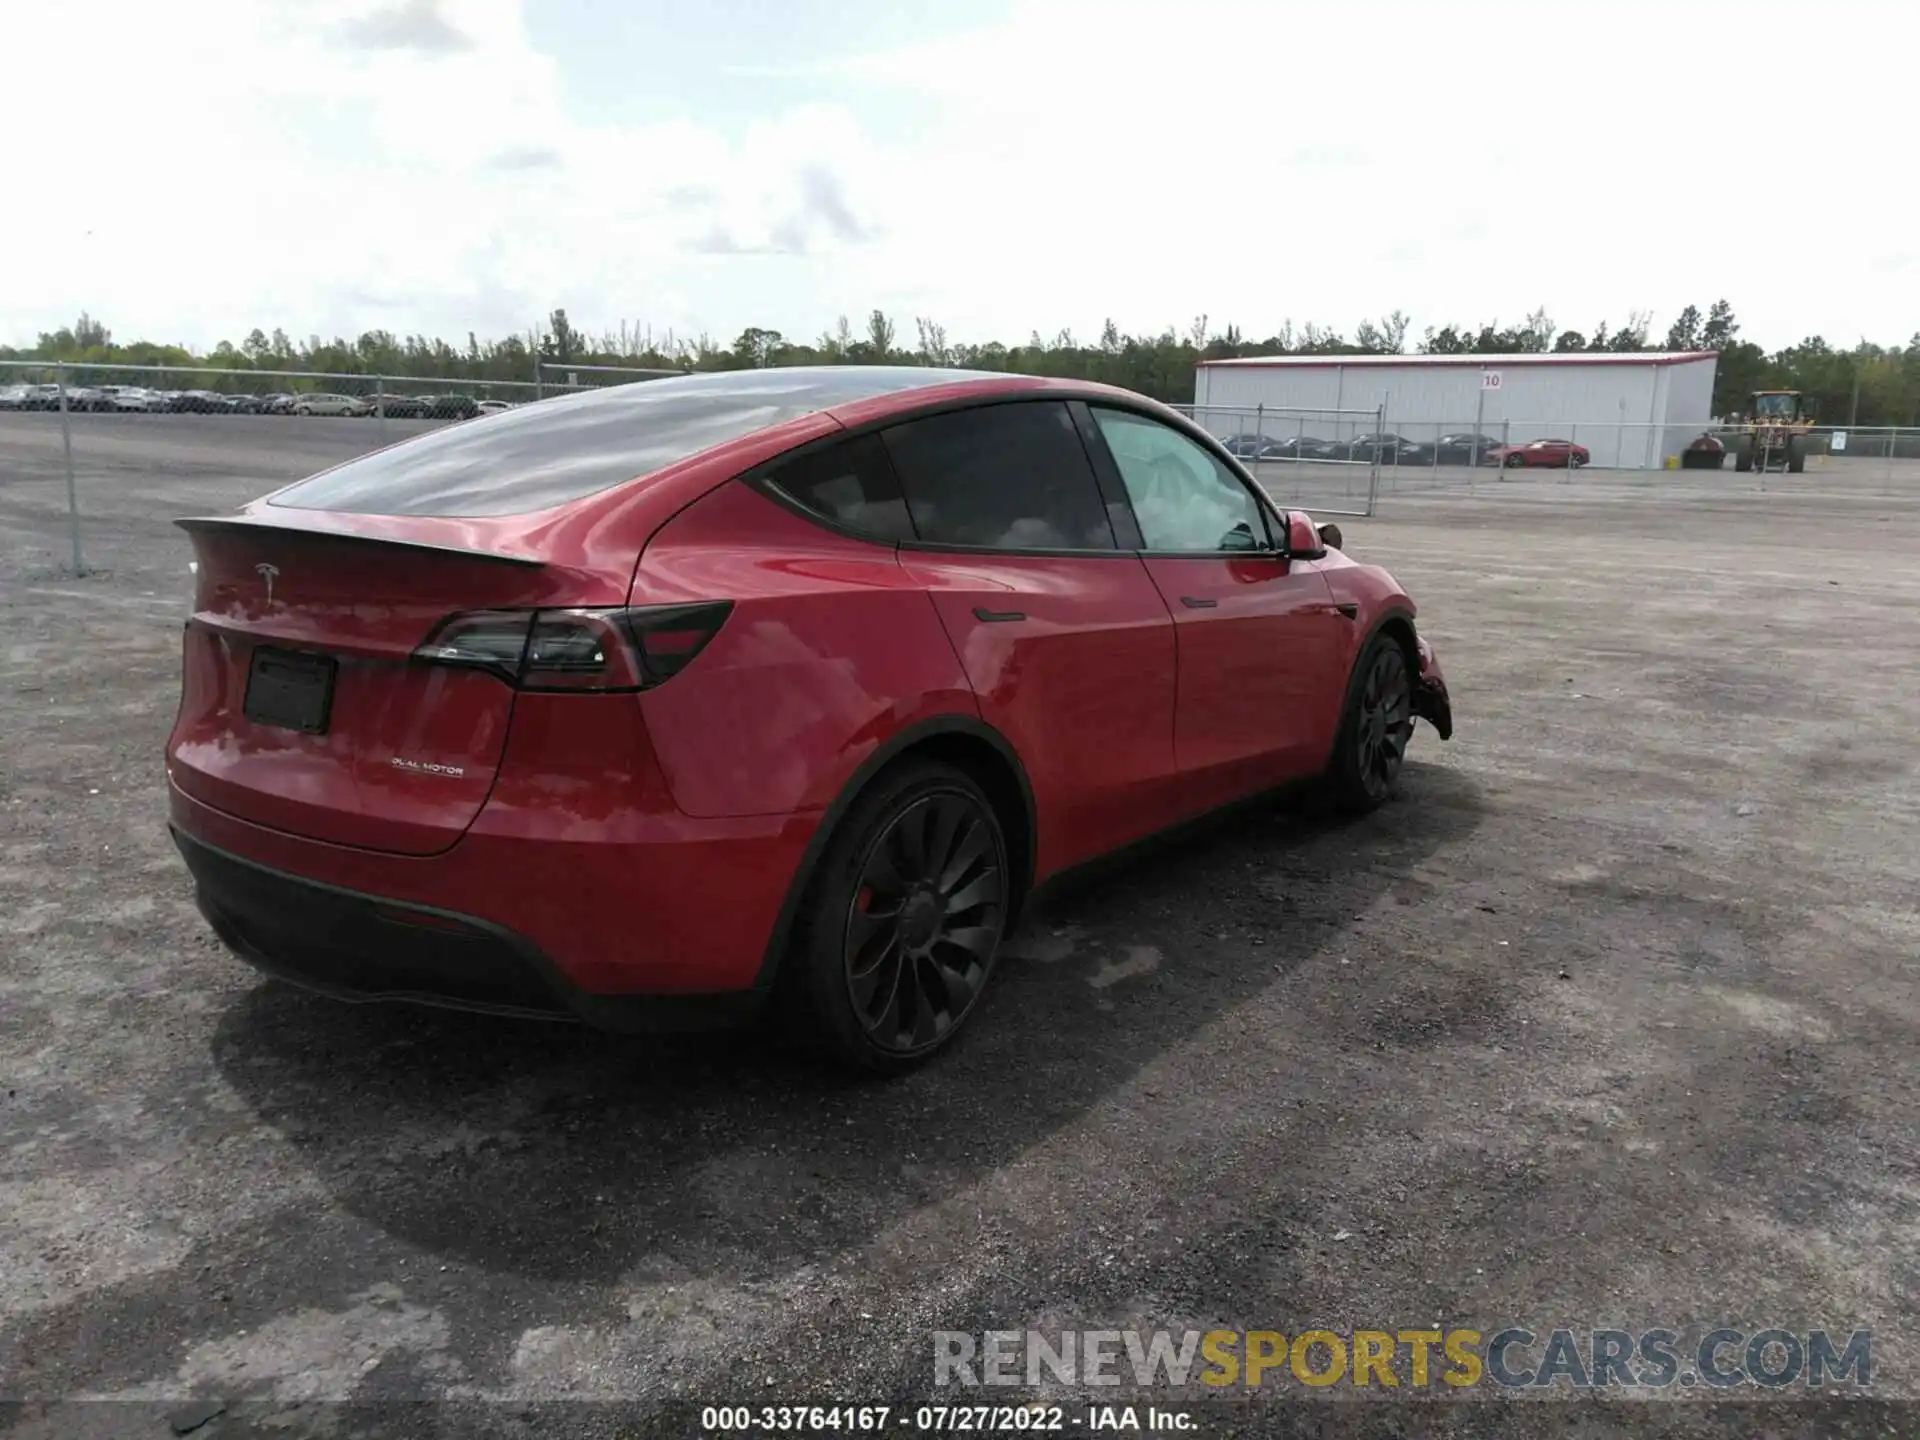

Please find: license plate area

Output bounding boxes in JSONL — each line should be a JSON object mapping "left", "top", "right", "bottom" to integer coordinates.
{"left": 244, "top": 647, "right": 337, "bottom": 735}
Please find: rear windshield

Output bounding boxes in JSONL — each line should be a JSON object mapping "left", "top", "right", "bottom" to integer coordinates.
{"left": 269, "top": 368, "right": 991, "bottom": 518}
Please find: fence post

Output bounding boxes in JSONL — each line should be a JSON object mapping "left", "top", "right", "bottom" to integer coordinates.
{"left": 532, "top": 361, "right": 544, "bottom": 402}
{"left": 1366, "top": 402, "right": 1384, "bottom": 515}
{"left": 1471, "top": 379, "right": 1487, "bottom": 471}
{"left": 376, "top": 378, "right": 387, "bottom": 445}
{"left": 56, "top": 362, "right": 83, "bottom": 575}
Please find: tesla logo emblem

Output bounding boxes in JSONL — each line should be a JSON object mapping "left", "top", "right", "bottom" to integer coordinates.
{"left": 255, "top": 562, "right": 280, "bottom": 606}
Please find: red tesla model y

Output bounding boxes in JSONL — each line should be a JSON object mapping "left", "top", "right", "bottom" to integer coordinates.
{"left": 167, "top": 368, "right": 1452, "bottom": 1069}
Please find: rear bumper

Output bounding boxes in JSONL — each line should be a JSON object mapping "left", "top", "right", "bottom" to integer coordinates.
{"left": 173, "top": 826, "right": 770, "bottom": 1031}
{"left": 168, "top": 774, "right": 819, "bottom": 1011}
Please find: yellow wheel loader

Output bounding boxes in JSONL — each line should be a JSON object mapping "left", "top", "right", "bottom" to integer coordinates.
{"left": 1732, "top": 391, "right": 1813, "bottom": 474}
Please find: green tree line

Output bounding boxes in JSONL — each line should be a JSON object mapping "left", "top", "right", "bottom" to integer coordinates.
{"left": 8, "top": 300, "right": 1920, "bottom": 427}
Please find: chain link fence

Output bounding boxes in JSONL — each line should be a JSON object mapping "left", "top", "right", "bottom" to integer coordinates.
{"left": 0, "top": 361, "right": 708, "bottom": 575}
{"left": 7, "top": 358, "right": 1917, "bottom": 577}
{"left": 534, "top": 360, "right": 684, "bottom": 396}
{"left": 0, "top": 360, "right": 540, "bottom": 418}
{"left": 1174, "top": 403, "right": 1385, "bottom": 518}
{"left": 0, "top": 361, "right": 560, "bottom": 574}
{"left": 1180, "top": 405, "right": 1920, "bottom": 503}
{"left": 1774, "top": 426, "right": 1920, "bottom": 461}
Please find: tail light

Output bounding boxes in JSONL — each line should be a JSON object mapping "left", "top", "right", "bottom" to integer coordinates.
{"left": 414, "top": 602, "right": 732, "bottom": 692}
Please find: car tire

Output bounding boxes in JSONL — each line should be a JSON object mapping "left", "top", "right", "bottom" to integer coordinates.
{"left": 1326, "top": 633, "right": 1416, "bottom": 813}
{"left": 782, "top": 759, "right": 1011, "bottom": 1073}
{"left": 1504, "top": 453, "right": 1525, "bottom": 468}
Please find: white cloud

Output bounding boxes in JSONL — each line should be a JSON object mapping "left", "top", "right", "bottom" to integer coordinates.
{"left": 823, "top": 0, "right": 1919, "bottom": 348}
{"left": 4, "top": 0, "right": 1916, "bottom": 354}
{"left": 4, "top": 0, "right": 901, "bottom": 349}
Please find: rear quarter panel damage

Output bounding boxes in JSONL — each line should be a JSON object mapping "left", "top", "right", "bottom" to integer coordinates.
{"left": 631, "top": 481, "right": 977, "bottom": 819}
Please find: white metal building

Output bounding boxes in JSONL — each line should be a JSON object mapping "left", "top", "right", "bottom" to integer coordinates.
{"left": 1192, "top": 351, "right": 1720, "bottom": 469}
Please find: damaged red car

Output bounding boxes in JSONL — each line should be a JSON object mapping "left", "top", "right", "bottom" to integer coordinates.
{"left": 167, "top": 369, "right": 1452, "bottom": 1070}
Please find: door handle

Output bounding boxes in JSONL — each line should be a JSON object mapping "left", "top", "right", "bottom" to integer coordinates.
{"left": 1334, "top": 602, "right": 1359, "bottom": 619}
{"left": 972, "top": 607, "right": 1025, "bottom": 623}
{"left": 1179, "top": 596, "right": 1219, "bottom": 609}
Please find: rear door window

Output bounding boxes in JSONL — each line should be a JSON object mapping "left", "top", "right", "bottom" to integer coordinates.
{"left": 761, "top": 434, "right": 915, "bottom": 542}
{"left": 881, "top": 401, "right": 1116, "bottom": 551}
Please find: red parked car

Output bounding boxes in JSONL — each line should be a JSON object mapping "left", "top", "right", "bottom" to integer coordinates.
{"left": 1483, "top": 437, "right": 1590, "bottom": 469}
{"left": 167, "top": 369, "right": 1452, "bottom": 1070}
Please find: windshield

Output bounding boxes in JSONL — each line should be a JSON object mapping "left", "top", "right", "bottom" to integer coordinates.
{"left": 1754, "top": 393, "right": 1799, "bottom": 418}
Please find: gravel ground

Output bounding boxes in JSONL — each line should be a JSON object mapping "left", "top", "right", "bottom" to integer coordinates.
{"left": 2, "top": 415, "right": 1919, "bottom": 1438}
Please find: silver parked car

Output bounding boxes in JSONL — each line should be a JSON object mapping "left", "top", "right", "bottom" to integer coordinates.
{"left": 109, "top": 387, "right": 169, "bottom": 412}
{"left": 291, "top": 393, "right": 372, "bottom": 417}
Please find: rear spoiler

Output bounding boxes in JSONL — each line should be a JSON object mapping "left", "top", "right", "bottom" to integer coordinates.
{"left": 174, "top": 515, "right": 544, "bottom": 567}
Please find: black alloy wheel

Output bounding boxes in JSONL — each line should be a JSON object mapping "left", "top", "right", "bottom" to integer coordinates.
{"left": 788, "top": 760, "right": 1010, "bottom": 1071}
{"left": 1355, "top": 643, "right": 1413, "bottom": 801}
{"left": 1328, "top": 635, "right": 1415, "bottom": 811}
{"left": 843, "top": 789, "right": 1003, "bottom": 1054}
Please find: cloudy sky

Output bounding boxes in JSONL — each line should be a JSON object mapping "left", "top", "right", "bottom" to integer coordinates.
{"left": 7, "top": 0, "right": 1915, "bottom": 355}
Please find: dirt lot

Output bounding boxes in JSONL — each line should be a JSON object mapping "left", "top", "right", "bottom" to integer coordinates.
{"left": 3, "top": 414, "right": 1920, "bottom": 1437}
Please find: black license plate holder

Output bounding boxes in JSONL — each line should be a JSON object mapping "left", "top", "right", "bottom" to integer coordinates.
{"left": 244, "top": 647, "right": 336, "bottom": 735}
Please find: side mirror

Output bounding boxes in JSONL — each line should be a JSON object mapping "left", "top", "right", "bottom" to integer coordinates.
{"left": 1284, "top": 511, "right": 1325, "bottom": 557}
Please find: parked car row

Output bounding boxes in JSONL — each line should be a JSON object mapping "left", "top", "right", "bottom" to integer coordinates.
{"left": 1216, "top": 430, "right": 1590, "bottom": 468}
{"left": 1221, "top": 431, "right": 1510, "bottom": 466}
{"left": 1219, "top": 432, "right": 1346, "bottom": 462}
{"left": 0, "top": 383, "right": 515, "bottom": 419}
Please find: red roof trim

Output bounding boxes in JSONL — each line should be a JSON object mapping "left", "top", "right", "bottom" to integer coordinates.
{"left": 1196, "top": 352, "right": 1718, "bottom": 370}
